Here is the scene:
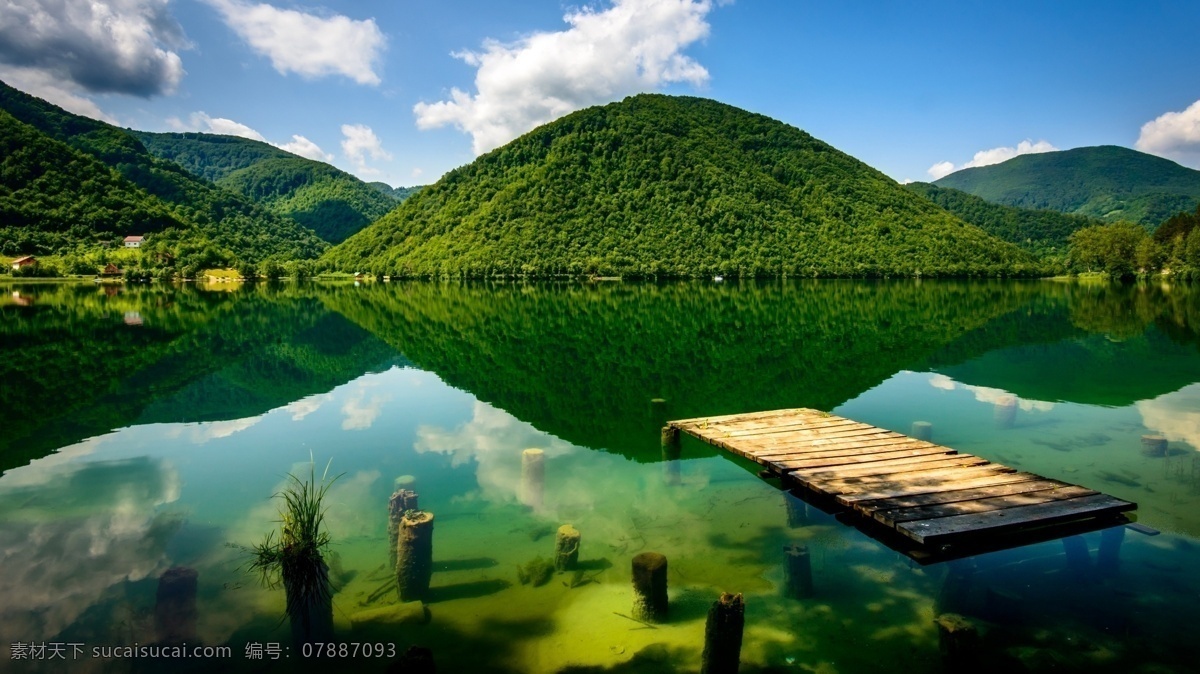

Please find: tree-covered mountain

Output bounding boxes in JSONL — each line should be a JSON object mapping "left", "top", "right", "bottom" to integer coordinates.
{"left": 325, "top": 94, "right": 1035, "bottom": 278}
{"left": 368, "top": 182, "right": 422, "bottom": 201}
{"left": 0, "top": 109, "right": 185, "bottom": 253}
{"left": 0, "top": 79, "right": 327, "bottom": 262}
{"left": 905, "top": 182, "right": 1102, "bottom": 261}
{"left": 932, "top": 146, "right": 1200, "bottom": 226}
{"left": 136, "top": 132, "right": 412, "bottom": 243}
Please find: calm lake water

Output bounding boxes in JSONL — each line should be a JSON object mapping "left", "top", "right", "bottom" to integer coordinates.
{"left": 2, "top": 279, "right": 1199, "bottom": 673}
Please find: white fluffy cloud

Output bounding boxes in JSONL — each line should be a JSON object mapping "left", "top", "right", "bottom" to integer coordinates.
{"left": 927, "top": 139, "right": 1058, "bottom": 180}
{"left": 1136, "top": 99, "right": 1200, "bottom": 168}
{"left": 170, "top": 111, "right": 266, "bottom": 141}
{"left": 205, "top": 0, "right": 385, "bottom": 85}
{"left": 414, "top": 0, "right": 717, "bottom": 155}
{"left": 167, "top": 112, "right": 335, "bottom": 162}
{"left": 0, "top": 0, "right": 187, "bottom": 96}
{"left": 0, "top": 65, "right": 117, "bottom": 122}
{"left": 341, "top": 123, "right": 391, "bottom": 174}
{"left": 279, "top": 134, "right": 334, "bottom": 162}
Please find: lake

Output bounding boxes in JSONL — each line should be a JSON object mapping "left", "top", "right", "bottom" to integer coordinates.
{"left": 2, "top": 279, "right": 1199, "bottom": 673}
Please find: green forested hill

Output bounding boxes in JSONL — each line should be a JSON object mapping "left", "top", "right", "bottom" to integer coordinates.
{"left": 369, "top": 182, "right": 422, "bottom": 201}
{"left": 136, "top": 132, "right": 410, "bottom": 243}
{"left": 932, "top": 146, "right": 1200, "bottom": 225}
{"left": 0, "top": 110, "right": 185, "bottom": 253}
{"left": 326, "top": 94, "right": 1034, "bottom": 278}
{"left": 905, "top": 182, "right": 1102, "bottom": 261}
{"left": 0, "top": 80, "right": 327, "bottom": 262}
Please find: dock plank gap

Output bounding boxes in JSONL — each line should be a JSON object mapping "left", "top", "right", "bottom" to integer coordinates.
{"left": 667, "top": 408, "right": 1137, "bottom": 563}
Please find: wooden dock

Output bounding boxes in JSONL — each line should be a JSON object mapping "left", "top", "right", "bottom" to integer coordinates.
{"left": 667, "top": 408, "right": 1136, "bottom": 560}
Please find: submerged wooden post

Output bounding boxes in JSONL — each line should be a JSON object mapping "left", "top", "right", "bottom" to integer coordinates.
{"left": 1141, "top": 434, "right": 1167, "bottom": 458}
{"left": 783, "top": 544, "right": 814, "bottom": 599}
{"left": 521, "top": 449, "right": 545, "bottom": 508}
{"left": 911, "top": 421, "right": 933, "bottom": 442}
{"left": 396, "top": 511, "right": 434, "bottom": 601}
{"left": 631, "top": 552, "right": 669, "bottom": 622}
{"left": 662, "top": 425, "right": 681, "bottom": 486}
{"left": 935, "top": 559, "right": 976, "bottom": 615}
{"left": 554, "top": 524, "right": 581, "bottom": 572}
{"left": 155, "top": 566, "right": 198, "bottom": 645}
{"left": 1097, "top": 525, "right": 1126, "bottom": 577}
{"left": 1062, "top": 535, "right": 1091, "bottom": 577}
{"left": 700, "top": 593, "right": 745, "bottom": 674}
{"left": 784, "top": 492, "right": 808, "bottom": 528}
{"left": 388, "top": 489, "right": 419, "bottom": 570}
{"left": 935, "top": 613, "right": 979, "bottom": 671}
{"left": 994, "top": 396, "right": 1018, "bottom": 429}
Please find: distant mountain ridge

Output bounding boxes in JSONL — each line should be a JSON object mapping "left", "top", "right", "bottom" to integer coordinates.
{"left": 135, "top": 132, "right": 417, "bottom": 243}
{"left": 0, "top": 79, "right": 327, "bottom": 261}
{"left": 326, "top": 94, "right": 1035, "bottom": 278}
{"left": 932, "top": 146, "right": 1200, "bottom": 226}
{"left": 905, "top": 182, "right": 1103, "bottom": 260}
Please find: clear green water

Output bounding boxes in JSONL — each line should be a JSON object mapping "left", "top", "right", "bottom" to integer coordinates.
{"left": 2, "top": 279, "right": 1199, "bottom": 673}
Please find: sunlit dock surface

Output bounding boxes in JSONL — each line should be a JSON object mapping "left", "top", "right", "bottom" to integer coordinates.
{"left": 668, "top": 408, "right": 1138, "bottom": 563}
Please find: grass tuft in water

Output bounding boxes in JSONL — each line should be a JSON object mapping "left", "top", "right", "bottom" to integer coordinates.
{"left": 246, "top": 460, "right": 340, "bottom": 643}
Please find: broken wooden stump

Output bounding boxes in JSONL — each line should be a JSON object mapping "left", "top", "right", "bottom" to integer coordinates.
{"left": 911, "top": 421, "right": 933, "bottom": 442}
{"left": 631, "top": 552, "right": 668, "bottom": 622}
{"left": 783, "top": 544, "right": 814, "bottom": 599}
{"left": 662, "top": 425, "right": 681, "bottom": 485}
{"left": 1141, "top": 434, "right": 1167, "bottom": 458}
{"left": 554, "top": 524, "right": 581, "bottom": 572}
{"left": 700, "top": 593, "right": 744, "bottom": 674}
{"left": 155, "top": 566, "right": 198, "bottom": 645}
{"left": 396, "top": 511, "right": 435, "bottom": 602}
{"left": 521, "top": 449, "right": 545, "bottom": 508}
{"left": 388, "top": 489, "right": 420, "bottom": 570}
{"left": 935, "top": 613, "right": 979, "bottom": 671}
{"left": 994, "top": 396, "right": 1018, "bottom": 429}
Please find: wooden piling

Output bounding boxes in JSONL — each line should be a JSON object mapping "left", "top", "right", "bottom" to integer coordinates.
{"left": 1062, "top": 535, "right": 1091, "bottom": 577}
{"left": 935, "top": 613, "right": 979, "bottom": 670}
{"left": 662, "top": 425, "right": 681, "bottom": 485}
{"left": 784, "top": 492, "right": 808, "bottom": 528}
{"left": 631, "top": 552, "right": 669, "bottom": 622}
{"left": 1141, "top": 434, "right": 1167, "bottom": 458}
{"left": 783, "top": 544, "right": 814, "bottom": 599}
{"left": 911, "top": 421, "right": 933, "bottom": 442}
{"left": 396, "top": 511, "right": 435, "bottom": 602}
{"left": 521, "top": 449, "right": 545, "bottom": 508}
{"left": 154, "top": 566, "right": 198, "bottom": 645}
{"left": 554, "top": 524, "right": 581, "bottom": 572}
{"left": 700, "top": 593, "right": 745, "bottom": 674}
{"left": 1097, "top": 525, "right": 1125, "bottom": 577}
{"left": 994, "top": 396, "right": 1018, "bottom": 429}
{"left": 388, "top": 489, "right": 419, "bottom": 570}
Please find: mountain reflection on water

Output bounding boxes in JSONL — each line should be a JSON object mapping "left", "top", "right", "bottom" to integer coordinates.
{"left": 1, "top": 279, "right": 1198, "bottom": 673}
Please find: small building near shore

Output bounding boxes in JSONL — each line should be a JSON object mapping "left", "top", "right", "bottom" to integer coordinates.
{"left": 124, "top": 236, "right": 145, "bottom": 249}
{"left": 101, "top": 263, "right": 122, "bottom": 277}
{"left": 11, "top": 255, "right": 36, "bottom": 270}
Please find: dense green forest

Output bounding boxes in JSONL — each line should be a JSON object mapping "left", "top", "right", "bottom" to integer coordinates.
{"left": 369, "top": 182, "right": 422, "bottom": 201}
{"left": 0, "top": 79, "right": 327, "bottom": 268}
{"left": 137, "top": 132, "right": 418, "bottom": 243}
{"left": 1065, "top": 205, "right": 1200, "bottom": 280}
{"left": 904, "top": 182, "right": 1101, "bottom": 263}
{"left": 933, "top": 145, "right": 1200, "bottom": 225}
{"left": 0, "top": 110, "right": 185, "bottom": 254}
{"left": 326, "top": 94, "right": 1037, "bottom": 278}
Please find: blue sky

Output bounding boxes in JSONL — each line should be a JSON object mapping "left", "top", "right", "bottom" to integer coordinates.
{"left": 3, "top": 0, "right": 1199, "bottom": 187}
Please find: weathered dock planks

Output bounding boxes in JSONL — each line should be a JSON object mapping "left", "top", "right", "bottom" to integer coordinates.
{"left": 668, "top": 408, "right": 1136, "bottom": 557}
